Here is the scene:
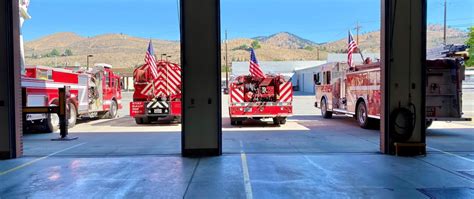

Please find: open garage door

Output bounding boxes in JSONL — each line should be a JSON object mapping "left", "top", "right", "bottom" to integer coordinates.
{"left": 5, "top": 0, "right": 185, "bottom": 158}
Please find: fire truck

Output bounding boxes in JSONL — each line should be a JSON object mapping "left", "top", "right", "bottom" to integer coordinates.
{"left": 130, "top": 61, "right": 182, "bottom": 124}
{"left": 315, "top": 46, "right": 471, "bottom": 129}
{"left": 228, "top": 75, "right": 293, "bottom": 125}
{"left": 22, "top": 64, "right": 123, "bottom": 132}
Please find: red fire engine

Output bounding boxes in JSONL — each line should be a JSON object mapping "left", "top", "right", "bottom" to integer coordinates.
{"left": 229, "top": 75, "right": 293, "bottom": 125}
{"left": 315, "top": 50, "right": 471, "bottom": 129}
{"left": 130, "top": 61, "right": 182, "bottom": 124}
{"left": 22, "top": 64, "right": 123, "bottom": 132}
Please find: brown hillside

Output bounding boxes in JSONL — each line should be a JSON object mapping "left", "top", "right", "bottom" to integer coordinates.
{"left": 320, "top": 25, "right": 468, "bottom": 53}
{"left": 25, "top": 25, "right": 467, "bottom": 73}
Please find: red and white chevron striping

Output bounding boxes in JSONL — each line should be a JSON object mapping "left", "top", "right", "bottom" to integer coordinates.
{"left": 230, "top": 86, "right": 244, "bottom": 103}
{"left": 279, "top": 82, "right": 293, "bottom": 103}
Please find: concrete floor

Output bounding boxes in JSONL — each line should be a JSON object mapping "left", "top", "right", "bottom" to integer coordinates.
{"left": 1, "top": 95, "right": 473, "bottom": 198}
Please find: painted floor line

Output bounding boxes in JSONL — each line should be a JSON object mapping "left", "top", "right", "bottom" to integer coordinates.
{"left": 240, "top": 141, "right": 253, "bottom": 199}
{"left": 0, "top": 142, "right": 87, "bottom": 176}
{"left": 428, "top": 146, "right": 474, "bottom": 163}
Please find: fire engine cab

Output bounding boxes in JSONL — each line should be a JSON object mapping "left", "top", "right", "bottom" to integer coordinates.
{"left": 22, "top": 64, "right": 122, "bottom": 132}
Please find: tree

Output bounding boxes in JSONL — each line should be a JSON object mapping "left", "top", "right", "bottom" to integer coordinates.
{"left": 251, "top": 40, "right": 261, "bottom": 49}
{"left": 50, "top": 49, "right": 60, "bottom": 57}
{"left": 64, "top": 49, "right": 73, "bottom": 56}
{"left": 466, "top": 26, "right": 474, "bottom": 67}
{"left": 232, "top": 44, "right": 249, "bottom": 51}
{"left": 304, "top": 46, "right": 314, "bottom": 51}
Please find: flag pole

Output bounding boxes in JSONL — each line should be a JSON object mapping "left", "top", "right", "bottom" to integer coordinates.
{"left": 359, "top": 49, "right": 365, "bottom": 63}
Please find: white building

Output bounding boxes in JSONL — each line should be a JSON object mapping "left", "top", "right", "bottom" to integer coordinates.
{"left": 231, "top": 61, "right": 327, "bottom": 93}
{"left": 294, "top": 65, "right": 324, "bottom": 93}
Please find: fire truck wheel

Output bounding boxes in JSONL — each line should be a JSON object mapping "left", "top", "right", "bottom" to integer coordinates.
{"left": 174, "top": 116, "right": 182, "bottom": 123}
{"left": 101, "top": 100, "right": 118, "bottom": 119}
{"left": 68, "top": 103, "right": 77, "bottom": 128}
{"left": 230, "top": 118, "right": 237, "bottom": 125}
{"left": 45, "top": 113, "right": 60, "bottom": 133}
{"left": 273, "top": 117, "right": 287, "bottom": 125}
{"left": 321, "top": 98, "right": 333, "bottom": 119}
{"left": 426, "top": 120, "right": 433, "bottom": 129}
{"left": 135, "top": 118, "right": 144, "bottom": 124}
{"left": 230, "top": 118, "right": 242, "bottom": 125}
{"left": 357, "top": 101, "right": 371, "bottom": 129}
{"left": 135, "top": 117, "right": 151, "bottom": 124}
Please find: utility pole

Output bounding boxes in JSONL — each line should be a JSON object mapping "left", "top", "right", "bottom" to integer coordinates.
{"left": 86, "top": 55, "right": 93, "bottom": 70}
{"left": 354, "top": 21, "right": 362, "bottom": 44}
{"left": 354, "top": 22, "right": 364, "bottom": 61}
{"left": 443, "top": 0, "right": 447, "bottom": 45}
{"left": 225, "top": 30, "right": 229, "bottom": 90}
{"left": 316, "top": 48, "right": 320, "bottom": 60}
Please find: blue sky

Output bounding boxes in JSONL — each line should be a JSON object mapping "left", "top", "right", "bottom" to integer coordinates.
{"left": 23, "top": 0, "right": 473, "bottom": 42}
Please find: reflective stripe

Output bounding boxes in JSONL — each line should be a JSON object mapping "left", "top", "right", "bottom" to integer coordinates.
{"left": 231, "top": 88, "right": 244, "bottom": 103}
{"left": 147, "top": 101, "right": 169, "bottom": 109}
{"left": 279, "top": 82, "right": 293, "bottom": 103}
{"left": 141, "top": 82, "right": 153, "bottom": 95}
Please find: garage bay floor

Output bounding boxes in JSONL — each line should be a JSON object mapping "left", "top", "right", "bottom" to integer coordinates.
{"left": 1, "top": 95, "right": 473, "bottom": 198}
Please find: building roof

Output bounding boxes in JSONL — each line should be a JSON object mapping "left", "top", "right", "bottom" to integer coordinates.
{"left": 231, "top": 61, "right": 327, "bottom": 76}
{"left": 327, "top": 53, "right": 380, "bottom": 64}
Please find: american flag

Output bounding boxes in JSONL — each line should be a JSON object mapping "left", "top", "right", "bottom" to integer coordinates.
{"left": 145, "top": 40, "right": 159, "bottom": 79}
{"left": 347, "top": 31, "right": 358, "bottom": 68}
{"left": 249, "top": 48, "right": 266, "bottom": 78}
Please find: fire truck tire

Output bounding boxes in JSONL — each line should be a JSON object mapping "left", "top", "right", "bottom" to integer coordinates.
{"left": 426, "top": 120, "right": 433, "bottom": 129}
{"left": 272, "top": 117, "right": 287, "bottom": 125}
{"left": 357, "top": 101, "right": 371, "bottom": 129}
{"left": 230, "top": 118, "right": 242, "bottom": 125}
{"left": 174, "top": 116, "right": 182, "bottom": 123}
{"left": 321, "top": 98, "right": 333, "bottom": 119}
{"left": 135, "top": 117, "right": 152, "bottom": 124}
{"left": 101, "top": 100, "right": 118, "bottom": 119}
{"left": 68, "top": 103, "right": 77, "bottom": 128}
{"left": 135, "top": 118, "right": 144, "bottom": 124}
{"left": 45, "top": 113, "right": 60, "bottom": 133}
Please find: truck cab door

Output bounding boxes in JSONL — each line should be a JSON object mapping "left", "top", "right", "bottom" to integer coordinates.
{"left": 116, "top": 77, "right": 122, "bottom": 99}
{"left": 104, "top": 71, "right": 111, "bottom": 94}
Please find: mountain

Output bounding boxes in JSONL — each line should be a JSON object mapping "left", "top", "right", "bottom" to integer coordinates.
{"left": 25, "top": 33, "right": 180, "bottom": 71}
{"left": 253, "top": 32, "right": 317, "bottom": 49}
{"left": 320, "top": 25, "right": 468, "bottom": 53}
{"left": 24, "top": 25, "right": 468, "bottom": 74}
{"left": 27, "top": 32, "right": 86, "bottom": 51}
